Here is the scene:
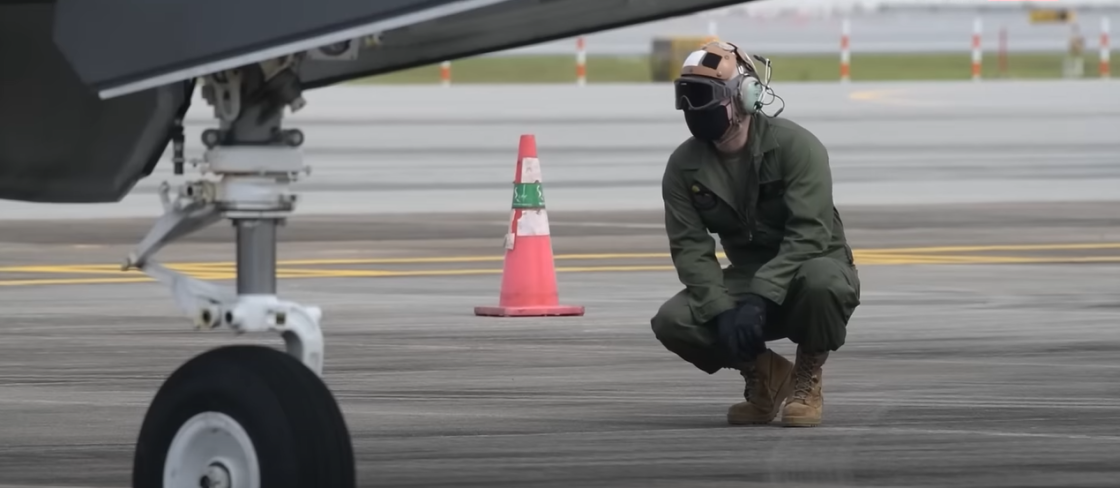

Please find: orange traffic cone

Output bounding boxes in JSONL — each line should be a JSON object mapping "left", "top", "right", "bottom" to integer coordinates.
{"left": 474, "top": 134, "right": 585, "bottom": 317}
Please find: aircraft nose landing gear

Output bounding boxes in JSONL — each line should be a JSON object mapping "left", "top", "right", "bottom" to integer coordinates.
{"left": 125, "top": 59, "right": 355, "bottom": 487}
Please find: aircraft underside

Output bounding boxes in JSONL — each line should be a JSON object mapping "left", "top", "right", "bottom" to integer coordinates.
{"left": 1, "top": 0, "right": 747, "bottom": 204}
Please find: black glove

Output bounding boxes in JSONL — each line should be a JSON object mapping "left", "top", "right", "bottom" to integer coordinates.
{"left": 714, "top": 294, "right": 770, "bottom": 364}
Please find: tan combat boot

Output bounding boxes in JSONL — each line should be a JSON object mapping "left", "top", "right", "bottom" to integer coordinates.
{"left": 727, "top": 349, "right": 794, "bottom": 425}
{"left": 781, "top": 345, "right": 829, "bottom": 427}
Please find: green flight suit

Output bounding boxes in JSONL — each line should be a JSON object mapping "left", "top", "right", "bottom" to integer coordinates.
{"left": 650, "top": 114, "right": 861, "bottom": 374}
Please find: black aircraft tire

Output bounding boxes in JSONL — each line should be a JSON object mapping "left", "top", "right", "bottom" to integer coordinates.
{"left": 131, "top": 345, "right": 355, "bottom": 488}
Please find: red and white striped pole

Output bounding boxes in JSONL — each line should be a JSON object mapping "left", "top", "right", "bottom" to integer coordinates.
{"left": 440, "top": 61, "right": 451, "bottom": 87}
{"left": 576, "top": 36, "right": 587, "bottom": 86}
{"left": 972, "top": 17, "right": 982, "bottom": 81}
{"left": 998, "top": 26, "right": 1008, "bottom": 77}
{"left": 1101, "top": 17, "right": 1111, "bottom": 78}
{"left": 840, "top": 18, "right": 851, "bottom": 82}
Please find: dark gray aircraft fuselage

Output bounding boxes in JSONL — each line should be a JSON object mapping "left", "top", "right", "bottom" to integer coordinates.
{"left": 0, "top": 0, "right": 749, "bottom": 203}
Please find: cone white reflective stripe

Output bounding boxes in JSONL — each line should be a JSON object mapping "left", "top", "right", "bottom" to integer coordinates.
{"left": 515, "top": 209, "right": 551, "bottom": 237}
{"left": 518, "top": 157, "right": 542, "bottom": 184}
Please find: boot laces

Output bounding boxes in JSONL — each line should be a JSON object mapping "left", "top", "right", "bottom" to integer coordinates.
{"left": 740, "top": 364, "right": 758, "bottom": 400}
{"left": 791, "top": 354, "right": 823, "bottom": 401}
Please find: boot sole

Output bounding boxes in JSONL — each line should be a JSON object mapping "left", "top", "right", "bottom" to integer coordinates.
{"left": 781, "top": 418, "right": 820, "bottom": 427}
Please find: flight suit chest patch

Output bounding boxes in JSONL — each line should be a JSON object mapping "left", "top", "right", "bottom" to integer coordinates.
{"left": 690, "top": 183, "right": 718, "bottom": 211}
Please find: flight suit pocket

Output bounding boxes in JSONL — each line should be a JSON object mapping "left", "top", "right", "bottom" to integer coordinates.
{"left": 689, "top": 182, "right": 742, "bottom": 235}
{"left": 752, "top": 178, "right": 787, "bottom": 246}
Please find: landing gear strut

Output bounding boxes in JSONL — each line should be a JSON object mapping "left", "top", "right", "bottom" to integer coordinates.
{"left": 124, "top": 57, "right": 355, "bottom": 487}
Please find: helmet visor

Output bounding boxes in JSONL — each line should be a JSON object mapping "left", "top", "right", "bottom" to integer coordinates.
{"left": 674, "top": 76, "right": 738, "bottom": 111}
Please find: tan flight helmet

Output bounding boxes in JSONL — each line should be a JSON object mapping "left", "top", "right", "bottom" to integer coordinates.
{"left": 675, "top": 41, "right": 767, "bottom": 115}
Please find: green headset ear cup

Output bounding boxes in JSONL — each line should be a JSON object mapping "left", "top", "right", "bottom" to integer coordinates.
{"left": 737, "top": 76, "right": 764, "bottom": 114}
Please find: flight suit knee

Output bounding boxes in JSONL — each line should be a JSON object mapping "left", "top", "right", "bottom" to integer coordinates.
{"left": 650, "top": 293, "right": 690, "bottom": 342}
{"left": 782, "top": 257, "right": 860, "bottom": 353}
{"left": 651, "top": 290, "right": 724, "bottom": 374}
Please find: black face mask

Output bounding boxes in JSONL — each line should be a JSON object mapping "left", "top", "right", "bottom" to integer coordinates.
{"left": 683, "top": 104, "right": 732, "bottom": 141}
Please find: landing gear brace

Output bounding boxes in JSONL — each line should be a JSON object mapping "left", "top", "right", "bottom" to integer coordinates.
{"left": 122, "top": 58, "right": 355, "bottom": 488}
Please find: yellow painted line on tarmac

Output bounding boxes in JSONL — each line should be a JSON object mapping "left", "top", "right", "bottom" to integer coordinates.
{"left": 3, "top": 254, "right": 1120, "bottom": 288}
{"left": 4, "top": 243, "right": 1118, "bottom": 275}
{"left": 0, "top": 277, "right": 155, "bottom": 286}
{"left": 847, "top": 88, "right": 944, "bottom": 108}
{"left": 0, "top": 243, "right": 1118, "bottom": 287}
{"left": 848, "top": 89, "right": 913, "bottom": 106}
{"left": 862, "top": 255, "right": 1120, "bottom": 265}
{"left": 0, "top": 266, "right": 678, "bottom": 287}
{"left": 859, "top": 243, "right": 1120, "bottom": 254}
{"left": 1, "top": 266, "right": 122, "bottom": 275}
{"left": 848, "top": 89, "right": 900, "bottom": 101}
{"left": 0, "top": 253, "right": 671, "bottom": 274}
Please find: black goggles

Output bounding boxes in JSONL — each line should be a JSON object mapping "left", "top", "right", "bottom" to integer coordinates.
{"left": 674, "top": 77, "right": 739, "bottom": 111}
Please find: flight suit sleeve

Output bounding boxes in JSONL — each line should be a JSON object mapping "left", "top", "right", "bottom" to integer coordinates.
{"left": 747, "top": 133, "right": 834, "bottom": 305}
{"left": 662, "top": 157, "right": 738, "bottom": 325}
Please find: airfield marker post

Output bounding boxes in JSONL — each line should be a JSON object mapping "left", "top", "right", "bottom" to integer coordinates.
{"left": 998, "top": 26, "right": 1008, "bottom": 77}
{"left": 440, "top": 61, "right": 451, "bottom": 86}
{"left": 1101, "top": 17, "right": 1111, "bottom": 78}
{"left": 840, "top": 17, "right": 851, "bottom": 82}
{"left": 576, "top": 36, "right": 586, "bottom": 85}
{"left": 972, "top": 17, "right": 982, "bottom": 81}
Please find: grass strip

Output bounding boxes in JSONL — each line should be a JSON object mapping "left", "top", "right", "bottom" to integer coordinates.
{"left": 352, "top": 52, "right": 1114, "bottom": 84}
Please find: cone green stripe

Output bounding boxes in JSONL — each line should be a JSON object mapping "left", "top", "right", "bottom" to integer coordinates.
{"left": 512, "top": 182, "right": 545, "bottom": 209}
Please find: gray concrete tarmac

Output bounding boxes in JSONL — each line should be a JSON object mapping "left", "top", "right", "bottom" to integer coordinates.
{"left": 2, "top": 203, "right": 1120, "bottom": 487}
{"left": 1, "top": 80, "right": 1117, "bottom": 220}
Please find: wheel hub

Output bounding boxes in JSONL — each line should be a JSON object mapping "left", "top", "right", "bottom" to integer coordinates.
{"left": 201, "top": 463, "right": 231, "bottom": 488}
{"left": 165, "top": 412, "right": 260, "bottom": 488}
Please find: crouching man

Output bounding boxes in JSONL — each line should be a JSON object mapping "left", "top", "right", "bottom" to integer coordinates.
{"left": 650, "top": 41, "right": 861, "bottom": 427}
